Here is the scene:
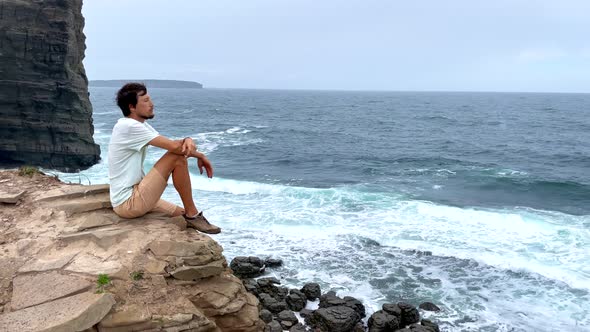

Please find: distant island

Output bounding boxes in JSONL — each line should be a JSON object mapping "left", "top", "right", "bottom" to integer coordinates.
{"left": 89, "top": 79, "right": 203, "bottom": 89}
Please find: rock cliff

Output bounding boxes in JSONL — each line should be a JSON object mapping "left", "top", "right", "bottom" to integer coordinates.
{"left": 0, "top": 0, "right": 100, "bottom": 171}
{"left": 0, "top": 170, "right": 264, "bottom": 332}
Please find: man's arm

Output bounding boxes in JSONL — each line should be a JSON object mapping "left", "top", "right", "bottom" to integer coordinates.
{"left": 149, "top": 136, "right": 213, "bottom": 178}
{"left": 149, "top": 136, "right": 204, "bottom": 158}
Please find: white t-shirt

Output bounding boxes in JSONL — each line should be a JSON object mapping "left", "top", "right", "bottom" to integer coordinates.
{"left": 108, "top": 117, "right": 159, "bottom": 207}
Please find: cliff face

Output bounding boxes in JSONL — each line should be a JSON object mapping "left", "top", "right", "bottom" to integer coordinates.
{"left": 0, "top": 0, "right": 100, "bottom": 171}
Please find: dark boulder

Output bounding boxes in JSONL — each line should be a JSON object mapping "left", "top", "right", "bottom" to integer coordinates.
{"left": 301, "top": 283, "right": 321, "bottom": 301}
{"left": 306, "top": 306, "right": 361, "bottom": 332}
{"left": 259, "top": 309, "right": 273, "bottom": 323}
{"left": 259, "top": 293, "right": 288, "bottom": 314}
{"left": 277, "top": 310, "right": 299, "bottom": 330}
{"left": 242, "top": 278, "right": 259, "bottom": 295}
{"left": 289, "top": 323, "right": 308, "bottom": 332}
{"left": 419, "top": 302, "right": 441, "bottom": 312}
{"left": 382, "top": 303, "right": 402, "bottom": 318}
{"left": 421, "top": 319, "right": 440, "bottom": 332}
{"left": 230, "top": 256, "right": 265, "bottom": 278}
{"left": 407, "top": 323, "right": 438, "bottom": 332}
{"left": 300, "top": 308, "right": 313, "bottom": 318}
{"left": 286, "top": 289, "right": 307, "bottom": 311}
{"left": 264, "top": 320, "right": 283, "bottom": 332}
{"left": 318, "top": 292, "right": 366, "bottom": 319}
{"left": 257, "top": 277, "right": 288, "bottom": 299}
{"left": 367, "top": 310, "right": 400, "bottom": 332}
{"left": 343, "top": 296, "right": 366, "bottom": 318}
{"left": 265, "top": 257, "right": 284, "bottom": 267}
{"left": 319, "top": 291, "right": 346, "bottom": 308}
{"left": 398, "top": 302, "right": 420, "bottom": 326}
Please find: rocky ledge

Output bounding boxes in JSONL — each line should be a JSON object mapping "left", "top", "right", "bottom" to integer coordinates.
{"left": 0, "top": 170, "right": 263, "bottom": 332}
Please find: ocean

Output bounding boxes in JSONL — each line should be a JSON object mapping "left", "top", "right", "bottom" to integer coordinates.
{"left": 56, "top": 87, "right": 590, "bottom": 331}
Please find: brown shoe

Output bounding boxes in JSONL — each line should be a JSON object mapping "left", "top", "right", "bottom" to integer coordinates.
{"left": 184, "top": 212, "right": 221, "bottom": 234}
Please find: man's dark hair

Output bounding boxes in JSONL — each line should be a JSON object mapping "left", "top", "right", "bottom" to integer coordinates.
{"left": 116, "top": 83, "right": 147, "bottom": 116}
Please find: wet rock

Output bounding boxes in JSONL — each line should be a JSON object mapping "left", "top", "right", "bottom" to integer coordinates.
{"left": 230, "top": 256, "right": 265, "bottom": 278}
{"left": 407, "top": 322, "right": 438, "bottom": 332}
{"left": 301, "top": 282, "right": 321, "bottom": 300}
{"left": 419, "top": 302, "right": 441, "bottom": 312}
{"left": 286, "top": 289, "right": 307, "bottom": 311}
{"left": 265, "top": 257, "right": 283, "bottom": 267}
{"left": 306, "top": 306, "right": 361, "bottom": 332}
{"left": 259, "top": 309, "right": 273, "bottom": 323}
{"left": 367, "top": 310, "right": 399, "bottom": 332}
{"left": 343, "top": 296, "right": 366, "bottom": 318}
{"left": 290, "top": 323, "right": 308, "bottom": 332}
{"left": 319, "top": 291, "right": 346, "bottom": 308}
{"left": 277, "top": 310, "right": 299, "bottom": 330}
{"left": 265, "top": 320, "right": 283, "bottom": 332}
{"left": 398, "top": 302, "right": 420, "bottom": 326}
{"left": 318, "top": 292, "right": 365, "bottom": 319}
{"left": 257, "top": 277, "right": 288, "bottom": 300}
{"left": 300, "top": 309, "right": 313, "bottom": 318}
{"left": 242, "top": 278, "right": 259, "bottom": 295}
{"left": 421, "top": 319, "right": 441, "bottom": 332}
{"left": 259, "top": 293, "right": 288, "bottom": 314}
{"left": 382, "top": 303, "right": 402, "bottom": 318}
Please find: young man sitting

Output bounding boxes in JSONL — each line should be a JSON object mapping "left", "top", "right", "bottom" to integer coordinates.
{"left": 108, "top": 82, "right": 220, "bottom": 234}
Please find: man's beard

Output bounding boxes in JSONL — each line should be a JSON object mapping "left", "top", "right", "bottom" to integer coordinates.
{"left": 140, "top": 114, "right": 154, "bottom": 120}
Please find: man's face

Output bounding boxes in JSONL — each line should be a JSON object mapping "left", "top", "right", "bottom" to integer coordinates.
{"left": 130, "top": 91, "right": 154, "bottom": 120}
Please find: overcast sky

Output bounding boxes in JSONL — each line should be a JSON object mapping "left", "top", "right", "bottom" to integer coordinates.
{"left": 82, "top": 0, "right": 590, "bottom": 92}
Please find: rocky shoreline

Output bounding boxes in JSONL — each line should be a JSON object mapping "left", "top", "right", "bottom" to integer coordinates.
{"left": 0, "top": 170, "right": 443, "bottom": 331}
{"left": 230, "top": 256, "right": 441, "bottom": 332}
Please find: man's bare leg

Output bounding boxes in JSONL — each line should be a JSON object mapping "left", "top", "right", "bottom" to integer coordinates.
{"left": 152, "top": 152, "right": 198, "bottom": 217}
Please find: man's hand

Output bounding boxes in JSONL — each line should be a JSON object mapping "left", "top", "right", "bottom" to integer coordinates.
{"left": 181, "top": 137, "right": 197, "bottom": 158}
{"left": 198, "top": 156, "right": 214, "bottom": 178}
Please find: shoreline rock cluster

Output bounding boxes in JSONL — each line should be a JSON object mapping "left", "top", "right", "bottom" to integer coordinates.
{"left": 230, "top": 256, "right": 442, "bottom": 332}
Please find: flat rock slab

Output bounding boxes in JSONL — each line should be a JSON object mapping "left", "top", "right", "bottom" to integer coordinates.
{"left": 170, "top": 260, "right": 225, "bottom": 281}
{"left": 148, "top": 239, "right": 223, "bottom": 257}
{"left": 18, "top": 253, "right": 78, "bottom": 273}
{"left": 34, "top": 184, "right": 109, "bottom": 202}
{"left": 49, "top": 193, "right": 112, "bottom": 216}
{"left": 0, "top": 292, "right": 115, "bottom": 332}
{"left": 0, "top": 190, "right": 25, "bottom": 203}
{"left": 58, "top": 227, "right": 131, "bottom": 249}
{"left": 11, "top": 271, "right": 92, "bottom": 310}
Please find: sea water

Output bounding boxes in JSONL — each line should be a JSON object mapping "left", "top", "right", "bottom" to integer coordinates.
{"left": 57, "top": 88, "right": 590, "bottom": 331}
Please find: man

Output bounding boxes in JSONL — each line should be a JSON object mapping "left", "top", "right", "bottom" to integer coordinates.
{"left": 108, "top": 82, "right": 220, "bottom": 234}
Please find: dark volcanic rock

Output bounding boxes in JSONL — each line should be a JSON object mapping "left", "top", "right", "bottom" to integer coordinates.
{"left": 265, "top": 257, "right": 283, "bottom": 267}
{"left": 419, "top": 302, "right": 441, "bottom": 312}
{"left": 368, "top": 310, "right": 400, "bottom": 332}
{"left": 289, "top": 323, "right": 308, "bottom": 332}
{"left": 259, "top": 309, "right": 273, "bottom": 323}
{"left": 301, "top": 282, "right": 321, "bottom": 300}
{"left": 306, "top": 306, "right": 361, "bottom": 332}
{"left": 382, "top": 303, "right": 402, "bottom": 318}
{"left": 259, "top": 293, "right": 288, "bottom": 314}
{"left": 398, "top": 302, "right": 420, "bottom": 327}
{"left": 264, "top": 320, "right": 283, "bottom": 332}
{"left": 318, "top": 292, "right": 366, "bottom": 318}
{"left": 0, "top": 0, "right": 100, "bottom": 171}
{"left": 344, "top": 296, "right": 366, "bottom": 318}
{"left": 286, "top": 289, "right": 307, "bottom": 311}
{"left": 421, "top": 319, "right": 440, "bottom": 332}
{"left": 277, "top": 310, "right": 299, "bottom": 330}
{"left": 230, "top": 256, "right": 265, "bottom": 278}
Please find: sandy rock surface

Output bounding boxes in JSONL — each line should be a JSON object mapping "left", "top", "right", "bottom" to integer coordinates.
{"left": 0, "top": 170, "right": 263, "bottom": 332}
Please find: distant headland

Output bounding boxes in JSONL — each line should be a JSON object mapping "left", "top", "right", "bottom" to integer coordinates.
{"left": 89, "top": 79, "right": 203, "bottom": 89}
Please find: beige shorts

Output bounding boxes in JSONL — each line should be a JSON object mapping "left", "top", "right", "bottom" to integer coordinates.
{"left": 113, "top": 168, "right": 179, "bottom": 219}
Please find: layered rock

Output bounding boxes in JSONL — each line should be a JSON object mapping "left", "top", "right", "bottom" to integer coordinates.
{"left": 0, "top": 0, "right": 100, "bottom": 171}
{"left": 0, "top": 170, "right": 263, "bottom": 331}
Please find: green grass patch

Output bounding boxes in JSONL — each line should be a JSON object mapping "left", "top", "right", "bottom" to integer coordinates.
{"left": 130, "top": 271, "right": 144, "bottom": 281}
{"left": 96, "top": 273, "right": 111, "bottom": 293}
{"left": 18, "top": 166, "right": 40, "bottom": 177}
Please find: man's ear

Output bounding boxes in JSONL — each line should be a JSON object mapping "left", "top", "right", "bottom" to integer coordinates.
{"left": 128, "top": 104, "right": 135, "bottom": 112}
